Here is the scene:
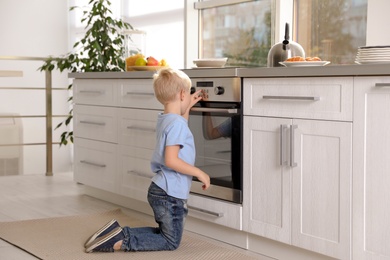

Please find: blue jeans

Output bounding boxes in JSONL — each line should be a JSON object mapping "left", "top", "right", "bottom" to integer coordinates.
{"left": 120, "top": 182, "right": 188, "bottom": 251}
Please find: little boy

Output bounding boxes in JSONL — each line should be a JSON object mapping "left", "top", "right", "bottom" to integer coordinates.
{"left": 85, "top": 67, "right": 210, "bottom": 253}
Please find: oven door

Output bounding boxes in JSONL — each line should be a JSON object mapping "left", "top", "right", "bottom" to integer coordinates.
{"left": 188, "top": 102, "right": 242, "bottom": 203}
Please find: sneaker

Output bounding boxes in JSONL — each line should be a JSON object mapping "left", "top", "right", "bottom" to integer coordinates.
{"left": 85, "top": 227, "right": 124, "bottom": 253}
{"left": 84, "top": 219, "right": 120, "bottom": 248}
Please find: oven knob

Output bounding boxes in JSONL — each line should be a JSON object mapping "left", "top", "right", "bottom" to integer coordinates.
{"left": 214, "top": 86, "right": 225, "bottom": 95}
{"left": 190, "top": 86, "right": 196, "bottom": 94}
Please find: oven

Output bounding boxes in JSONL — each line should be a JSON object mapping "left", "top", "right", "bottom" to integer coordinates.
{"left": 188, "top": 77, "right": 242, "bottom": 204}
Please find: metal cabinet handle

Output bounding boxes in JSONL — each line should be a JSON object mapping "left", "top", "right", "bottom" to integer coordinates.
{"left": 127, "top": 170, "right": 151, "bottom": 178}
{"left": 126, "top": 92, "right": 154, "bottom": 96}
{"left": 80, "top": 120, "right": 106, "bottom": 126}
{"left": 263, "top": 95, "right": 320, "bottom": 101}
{"left": 280, "top": 124, "right": 288, "bottom": 166}
{"left": 188, "top": 206, "right": 224, "bottom": 217}
{"left": 126, "top": 126, "right": 155, "bottom": 133}
{"left": 79, "top": 90, "right": 104, "bottom": 94}
{"left": 80, "top": 160, "right": 106, "bottom": 168}
{"left": 290, "top": 125, "right": 298, "bottom": 167}
{"left": 375, "top": 83, "right": 390, "bottom": 88}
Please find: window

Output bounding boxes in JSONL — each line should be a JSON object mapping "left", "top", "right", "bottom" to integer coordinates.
{"left": 195, "top": 0, "right": 368, "bottom": 67}
{"left": 294, "top": 0, "right": 367, "bottom": 64}
{"left": 199, "top": 0, "right": 273, "bottom": 67}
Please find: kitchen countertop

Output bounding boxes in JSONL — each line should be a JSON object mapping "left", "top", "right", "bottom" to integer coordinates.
{"left": 69, "top": 63, "right": 390, "bottom": 79}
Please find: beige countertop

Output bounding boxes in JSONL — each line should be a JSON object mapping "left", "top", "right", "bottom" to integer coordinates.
{"left": 69, "top": 64, "right": 390, "bottom": 79}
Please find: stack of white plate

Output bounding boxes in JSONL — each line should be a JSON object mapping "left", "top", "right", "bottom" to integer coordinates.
{"left": 355, "top": 45, "right": 390, "bottom": 64}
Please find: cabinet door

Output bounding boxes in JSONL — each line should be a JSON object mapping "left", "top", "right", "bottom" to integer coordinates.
{"left": 119, "top": 79, "right": 162, "bottom": 110}
{"left": 353, "top": 76, "right": 390, "bottom": 260}
{"left": 243, "top": 116, "right": 292, "bottom": 244}
{"left": 243, "top": 77, "right": 353, "bottom": 121}
{"left": 73, "top": 79, "right": 118, "bottom": 106}
{"left": 292, "top": 119, "right": 352, "bottom": 260}
{"left": 74, "top": 138, "right": 117, "bottom": 193}
{"left": 118, "top": 145, "right": 154, "bottom": 202}
{"left": 118, "top": 108, "right": 160, "bottom": 149}
{"left": 74, "top": 105, "right": 118, "bottom": 143}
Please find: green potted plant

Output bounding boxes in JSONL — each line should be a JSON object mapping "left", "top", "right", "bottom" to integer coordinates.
{"left": 39, "top": 0, "right": 132, "bottom": 145}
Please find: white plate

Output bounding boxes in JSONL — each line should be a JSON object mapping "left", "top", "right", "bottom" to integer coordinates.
{"left": 279, "top": 61, "right": 330, "bottom": 67}
{"left": 193, "top": 58, "right": 228, "bottom": 67}
{"left": 191, "top": 66, "right": 226, "bottom": 69}
{"left": 355, "top": 60, "right": 390, "bottom": 65}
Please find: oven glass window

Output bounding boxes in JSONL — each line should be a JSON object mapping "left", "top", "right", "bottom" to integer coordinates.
{"left": 189, "top": 103, "right": 241, "bottom": 190}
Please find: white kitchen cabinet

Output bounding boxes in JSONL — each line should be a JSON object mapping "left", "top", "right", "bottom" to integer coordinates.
{"left": 119, "top": 79, "right": 163, "bottom": 110}
{"left": 74, "top": 138, "right": 117, "bottom": 193}
{"left": 118, "top": 145, "right": 154, "bottom": 202}
{"left": 243, "top": 78, "right": 353, "bottom": 260}
{"left": 73, "top": 105, "right": 118, "bottom": 143}
{"left": 73, "top": 79, "right": 118, "bottom": 106}
{"left": 353, "top": 76, "right": 390, "bottom": 260}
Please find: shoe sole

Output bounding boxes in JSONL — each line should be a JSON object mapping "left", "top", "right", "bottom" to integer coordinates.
{"left": 84, "top": 219, "right": 117, "bottom": 248}
{"left": 85, "top": 227, "right": 122, "bottom": 253}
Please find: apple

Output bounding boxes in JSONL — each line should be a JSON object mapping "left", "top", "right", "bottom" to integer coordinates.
{"left": 135, "top": 57, "right": 147, "bottom": 66}
{"left": 146, "top": 56, "right": 159, "bottom": 66}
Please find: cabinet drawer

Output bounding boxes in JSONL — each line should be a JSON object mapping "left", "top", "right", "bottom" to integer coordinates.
{"left": 118, "top": 145, "right": 154, "bottom": 202}
{"left": 74, "top": 79, "right": 118, "bottom": 106}
{"left": 119, "top": 79, "right": 162, "bottom": 109}
{"left": 74, "top": 138, "right": 117, "bottom": 192}
{"left": 188, "top": 194, "right": 242, "bottom": 230}
{"left": 244, "top": 77, "right": 353, "bottom": 121}
{"left": 74, "top": 105, "right": 118, "bottom": 143}
{"left": 118, "top": 108, "right": 161, "bottom": 149}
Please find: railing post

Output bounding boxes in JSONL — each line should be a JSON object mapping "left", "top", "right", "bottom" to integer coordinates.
{"left": 45, "top": 70, "right": 53, "bottom": 176}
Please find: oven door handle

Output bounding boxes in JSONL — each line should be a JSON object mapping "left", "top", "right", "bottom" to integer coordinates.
{"left": 190, "top": 107, "right": 238, "bottom": 114}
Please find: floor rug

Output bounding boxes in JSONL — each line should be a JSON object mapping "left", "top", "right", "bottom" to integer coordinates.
{"left": 0, "top": 208, "right": 260, "bottom": 259}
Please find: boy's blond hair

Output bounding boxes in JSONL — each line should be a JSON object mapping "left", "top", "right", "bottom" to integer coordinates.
{"left": 153, "top": 68, "right": 191, "bottom": 104}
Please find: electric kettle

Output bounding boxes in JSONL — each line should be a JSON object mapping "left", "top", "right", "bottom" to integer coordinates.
{"left": 267, "top": 23, "right": 305, "bottom": 67}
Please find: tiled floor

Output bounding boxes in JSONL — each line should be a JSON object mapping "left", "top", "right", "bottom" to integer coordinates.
{"left": 0, "top": 172, "right": 268, "bottom": 259}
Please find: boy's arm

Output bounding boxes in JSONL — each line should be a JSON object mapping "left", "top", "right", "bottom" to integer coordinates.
{"left": 165, "top": 145, "right": 210, "bottom": 190}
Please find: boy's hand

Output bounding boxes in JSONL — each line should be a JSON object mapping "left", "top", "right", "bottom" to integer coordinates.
{"left": 198, "top": 171, "right": 211, "bottom": 190}
{"left": 190, "top": 89, "right": 203, "bottom": 108}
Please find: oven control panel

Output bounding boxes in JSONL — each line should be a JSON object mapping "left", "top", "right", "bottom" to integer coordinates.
{"left": 190, "top": 78, "right": 241, "bottom": 102}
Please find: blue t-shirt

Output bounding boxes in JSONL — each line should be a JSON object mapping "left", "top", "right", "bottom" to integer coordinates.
{"left": 150, "top": 113, "right": 195, "bottom": 199}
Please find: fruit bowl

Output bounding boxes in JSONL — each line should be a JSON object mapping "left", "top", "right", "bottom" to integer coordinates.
{"left": 127, "top": 66, "right": 167, "bottom": 71}
{"left": 193, "top": 58, "right": 228, "bottom": 68}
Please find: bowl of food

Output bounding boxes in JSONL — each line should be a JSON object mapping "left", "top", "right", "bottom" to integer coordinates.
{"left": 193, "top": 58, "right": 228, "bottom": 68}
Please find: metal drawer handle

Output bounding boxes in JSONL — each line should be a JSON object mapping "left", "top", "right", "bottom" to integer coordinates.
{"left": 127, "top": 170, "right": 151, "bottom": 178}
{"left": 126, "top": 126, "right": 156, "bottom": 132}
{"left": 79, "top": 90, "right": 104, "bottom": 94}
{"left": 80, "top": 120, "right": 106, "bottom": 126}
{"left": 280, "top": 124, "right": 288, "bottom": 166}
{"left": 263, "top": 95, "right": 320, "bottom": 101}
{"left": 188, "top": 206, "right": 224, "bottom": 217}
{"left": 375, "top": 83, "right": 390, "bottom": 88}
{"left": 126, "top": 92, "right": 154, "bottom": 96}
{"left": 290, "top": 125, "right": 298, "bottom": 167}
{"left": 80, "top": 160, "right": 106, "bottom": 168}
